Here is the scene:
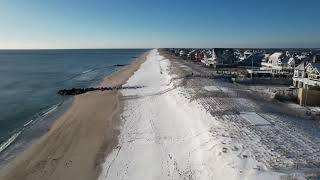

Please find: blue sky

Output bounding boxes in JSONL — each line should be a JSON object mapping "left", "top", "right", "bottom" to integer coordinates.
{"left": 0, "top": 0, "right": 319, "bottom": 49}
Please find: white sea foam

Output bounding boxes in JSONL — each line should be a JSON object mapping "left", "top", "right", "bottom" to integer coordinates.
{"left": 0, "top": 131, "right": 21, "bottom": 153}
{"left": 0, "top": 103, "right": 60, "bottom": 154}
{"left": 23, "top": 119, "right": 34, "bottom": 127}
{"left": 42, "top": 104, "right": 59, "bottom": 117}
{"left": 82, "top": 69, "right": 93, "bottom": 74}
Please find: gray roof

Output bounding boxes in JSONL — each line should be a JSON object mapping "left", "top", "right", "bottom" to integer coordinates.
{"left": 295, "top": 62, "right": 305, "bottom": 70}
{"left": 312, "top": 63, "right": 320, "bottom": 73}
{"left": 281, "top": 56, "right": 290, "bottom": 64}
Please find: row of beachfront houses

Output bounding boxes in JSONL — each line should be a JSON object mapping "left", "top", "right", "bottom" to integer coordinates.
{"left": 168, "top": 48, "right": 320, "bottom": 106}
{"left": 169, "top": 49, "right": 319, "bottom": 76}
{"left": 170, "top": 48, "right": 319, "bottom": 76}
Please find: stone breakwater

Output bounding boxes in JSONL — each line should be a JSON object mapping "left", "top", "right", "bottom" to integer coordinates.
{"left": 57, "top": 86, "right": 144, "bottom": 95}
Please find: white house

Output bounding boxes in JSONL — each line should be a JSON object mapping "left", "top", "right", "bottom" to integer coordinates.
{"left": 293, "top": 62, "right": 320, "bottom": 88}
{"left": 179, "top": 50, "right": 184, "bottom": 57}
{"left": 261, "top": 52, "right": 294, "bottom": 75}
{"left": 201, "top": 49, "right": 218, "bottom": 67}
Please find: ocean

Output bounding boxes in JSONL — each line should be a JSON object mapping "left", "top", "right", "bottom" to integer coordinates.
{"left": 0, "top": 49, "right": 147, "bottom": 166}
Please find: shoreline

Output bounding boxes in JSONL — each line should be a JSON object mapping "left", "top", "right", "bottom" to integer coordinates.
{"left": 0, "top": 50, "right": 149, "bottom": 180}
{"left": 0, "top": 97, "right": 73, "bottom": 168}
{"left": 0, "top": 50, "right": 147, "bottom": 168}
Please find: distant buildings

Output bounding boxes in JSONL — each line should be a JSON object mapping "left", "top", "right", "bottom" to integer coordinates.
{"left": 243, "top": 50, "right": 253, "bottom": 60}
{"left": 170, "top": 48, "right": 236, "bottom": 67}
{"left": 260, "top": 52, "right": 293, "bottom": 76}
{"left": 167, "top": 48, "right": 320, "bottom": 106}
{"left": 201, "top": 49, "right": 217, "bottom": 67}
{"left": 200, "top": 49, "right": 236, "bottom": 67}
{"left": 237, "top": 52, "right": 264, "bottom": 67}
{"left": 179, "top": 50, "right": 184, "bottom": 57}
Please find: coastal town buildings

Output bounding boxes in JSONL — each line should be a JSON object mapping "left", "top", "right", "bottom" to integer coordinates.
{"left": 168, "top": 48, "right": 320, "bottom": 108}
{"left": 293, "top": 60, "right": 320, "bottom": 106}
{"left": 260, "top": 52, "right": 294, "bottom": 76}
{"left": 201, "top": 49, "right": 217, "bottom": 67}
{"left": 237, "top": 52, "right": 264, "bottom": 68}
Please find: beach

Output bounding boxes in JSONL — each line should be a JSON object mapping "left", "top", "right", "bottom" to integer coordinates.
{"left": 0, "top": 51, "right": 148, "bottom": 180}
{"left": 1, "top": 49, "right": 317, "bottom": 180}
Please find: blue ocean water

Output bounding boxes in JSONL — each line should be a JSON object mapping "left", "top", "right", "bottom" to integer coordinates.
{"left": 0, "top": 49, "right": 147, "bottom": 166}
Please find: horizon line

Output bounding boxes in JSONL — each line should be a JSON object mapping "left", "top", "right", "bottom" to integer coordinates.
{"left": 0, "top": 47, "right": 319, "bottom": 50}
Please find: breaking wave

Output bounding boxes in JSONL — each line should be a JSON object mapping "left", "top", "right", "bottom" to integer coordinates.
{"left": 0, "top": 103, "right": 60, "bottom": 154}
{"left": 0, "top": 131, "right": 22, "bottom": 153}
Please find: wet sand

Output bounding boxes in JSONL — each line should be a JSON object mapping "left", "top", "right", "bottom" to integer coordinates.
{"left": 0, "top": 51, "right": 149, "bottom": 180}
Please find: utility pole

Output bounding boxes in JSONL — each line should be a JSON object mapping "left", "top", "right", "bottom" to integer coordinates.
{"left": 251, "top": 53, "right": 253, "bottom": 83}
{"left": 304, "top": 85, "right": 309, "bottom": 107}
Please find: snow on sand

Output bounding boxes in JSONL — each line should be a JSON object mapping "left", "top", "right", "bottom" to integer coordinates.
{"left": 99, "top": 49, "right": 283, "bottom": 180}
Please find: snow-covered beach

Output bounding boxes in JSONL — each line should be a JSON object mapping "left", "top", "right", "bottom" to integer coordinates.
{"left": 99, "top": 49, "right": 286, "bottom": 180}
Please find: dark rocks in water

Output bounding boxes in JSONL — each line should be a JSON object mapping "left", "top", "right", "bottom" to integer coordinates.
{"left": 57, "top": 86, "right": 144, "bottom": 96}
{"left": 58, "top": 88, "right": 86, "bottom": 96}
{"left": 114, "top": 64, "right": 130, "bottom": 67}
